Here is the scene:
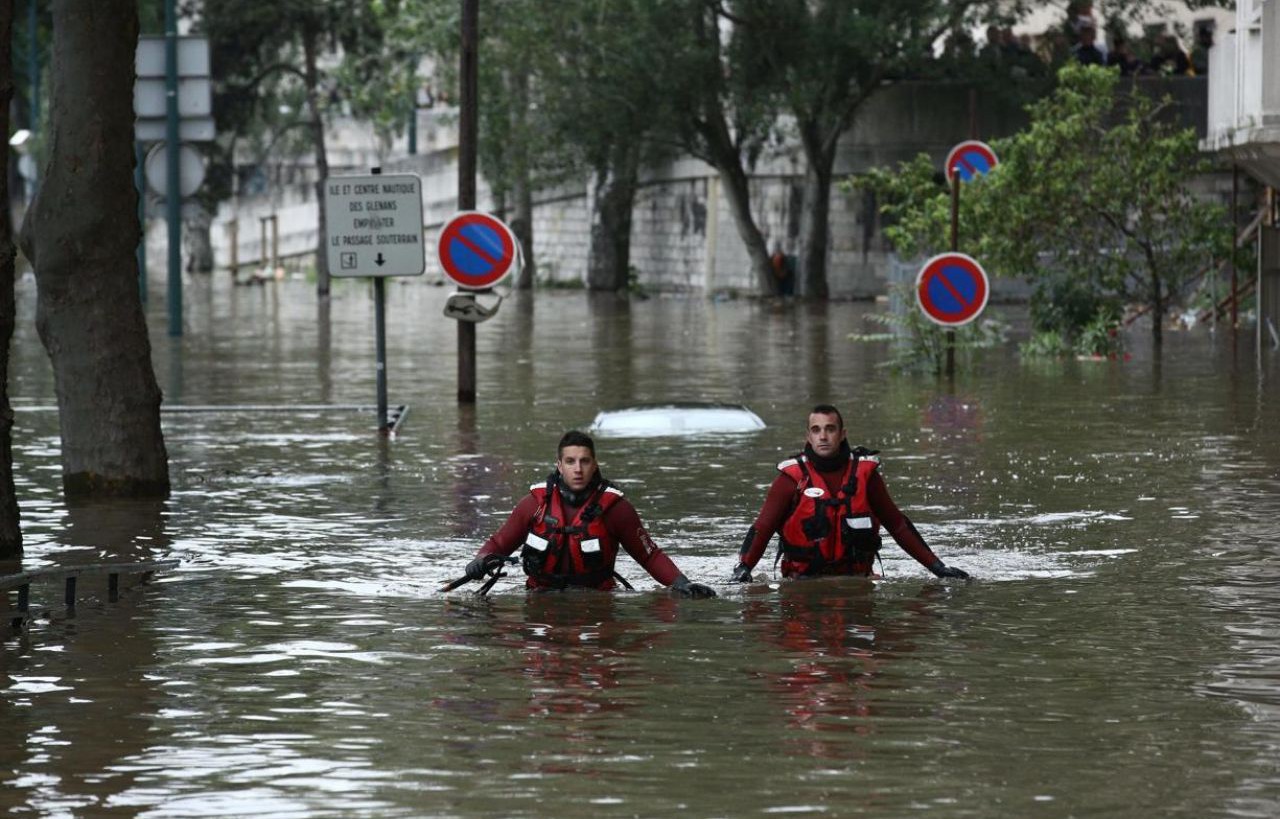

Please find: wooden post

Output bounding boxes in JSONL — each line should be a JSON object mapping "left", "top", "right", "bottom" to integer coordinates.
{"left": 271, "top": 215, "right": 280, "bottom": 273}
{"left": 227, "top": 220, "right": 239, "bottom": 274}
{"left": 1231, "top": 165, "right": 1239, "bottom": 328}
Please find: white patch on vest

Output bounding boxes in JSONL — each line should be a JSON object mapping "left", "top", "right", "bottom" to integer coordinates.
{"left": 777, "top": 457, "right": 799, "bottom": 471}
{"left": 866, "top": 455, "right": 881, "bottom": 465}
{"left": 581, "top": 538, "right": 601, "bottom": 554}
{"left": 803, "top": 487, "right": 825, "bottom": 498}
{"left": 525, "top": 534, "right": 549, "bottom": 552}
{"left": 604, "top": 486, "right": 624, "bottom": 497}
{"left": 529, "top": 482, "right": 544, "bottom": 492}
{"left": 846, "top": 516, "right": 873, "bottom": 530}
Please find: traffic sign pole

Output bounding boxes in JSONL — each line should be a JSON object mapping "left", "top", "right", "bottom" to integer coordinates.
{"left": 458, "top": 0, "right": 479, "bottom": 404}
{"left": 368, "top": 166, "right": 391, "bottom": 435}
{"left": 940, "top": 140, "right": 999, "bottom": 377}
{"left": 165, "top": 0, "right": 182, "bottom": 337}
{"left": 374, "top": 276, "right": 388, "bottom": 433}
{"left": 948, "top": 174, "right": 960, "bottom": 378}
{"left": 322, "top": 166, "right": 426, "bottom": 434}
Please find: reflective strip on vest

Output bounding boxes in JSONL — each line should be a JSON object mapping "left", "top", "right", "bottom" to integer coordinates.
{"left": 525, "top": 533, "right": 549, "bottom": 552}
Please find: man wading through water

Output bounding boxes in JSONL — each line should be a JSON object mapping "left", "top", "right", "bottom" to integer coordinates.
{"left": 729, "top": 405, "right": 970, "bottom": 582}
{"left": 463, "top": 431, "right": 717, "bottom": 597}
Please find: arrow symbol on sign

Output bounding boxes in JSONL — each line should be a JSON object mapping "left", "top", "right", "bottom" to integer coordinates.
{"left": 375, "top": 253, "right": 386, "bottom": 266}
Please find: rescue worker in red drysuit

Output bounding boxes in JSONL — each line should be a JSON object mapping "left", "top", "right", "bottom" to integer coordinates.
{"left": 729, "top": 405, "right": 970, "bottom": 582}
{"left": 465, "top": 430, "right": 717, "bottom": 597}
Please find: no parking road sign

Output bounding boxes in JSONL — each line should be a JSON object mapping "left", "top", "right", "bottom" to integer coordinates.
{"left": 437, "top": 211, "right": 520, "bottom": 290}
{"left": 916, "top": 252, "right": 990, "bottom": 327}
{"left": 945, "top": 140, "right": 999, "bottom": 184}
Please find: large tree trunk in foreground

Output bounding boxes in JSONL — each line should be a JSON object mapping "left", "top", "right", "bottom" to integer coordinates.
{"left": 0, "top": 0, "right": 21, "bottom": 556}
{"left": 586, "top": 142, "right": 640, "bottom": 292}
{"left": 19, "top": 0, "right": 169, "bottom": 499}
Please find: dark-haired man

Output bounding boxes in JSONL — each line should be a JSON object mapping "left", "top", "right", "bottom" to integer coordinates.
{"left": 463, "top": 431, "right": 717, "bottom": 597}
{"left": 730, "top": 405, "right": 969, "bottom": 582}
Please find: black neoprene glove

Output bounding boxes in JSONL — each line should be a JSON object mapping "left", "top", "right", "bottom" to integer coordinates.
{"left": 730, "top": 563, "right": 753, "bottom": 583}
{"left": 928, "top": 559, "right": 970, "bottom": 579}
{"left": 671, "top": 574, "right": 717, "bottom": 599}
{"left": 465, "top": 554, "right": 504, "bottom": 581}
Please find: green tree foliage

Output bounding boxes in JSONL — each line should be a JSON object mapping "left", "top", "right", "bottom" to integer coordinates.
{"left": 409, "top": 0, "right": 686, "bottom": 291}
{"left": 403, "top": 0, "right": 562, "bottom": 286}
{"left": 191, "top": 0, "right": 405, "bottom": 290}
{"left": 861, "top": 64, "right": 1227, "bottom": 352}
{"left": 730, "top": 0, "right": 981, "bottom": 298}
{"left": 539, "top": 0, "right": 687, "bottom": 290}
{"left": 659, "top": 0, "right": 782, "bottom": 294}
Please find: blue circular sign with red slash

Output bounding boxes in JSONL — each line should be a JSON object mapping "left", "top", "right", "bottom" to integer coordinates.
{"left": 915, "top": 252, "right": 990, "bottom": 327}
{"left": 945, "top": 140, "right": 999, "bottom": 184}
{"left": 437, "top": 211, "right": 519, "bottom": 290}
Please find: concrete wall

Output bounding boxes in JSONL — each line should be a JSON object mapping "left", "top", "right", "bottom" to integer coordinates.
{"left": 185, "top": 78, "right": 1206, "bottom": 301}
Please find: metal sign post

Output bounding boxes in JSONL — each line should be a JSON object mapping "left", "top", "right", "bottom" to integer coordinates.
{"left": 322, "top": 168, "right": 425, "bottom": 434}
{"left": 164, "top": 0, "right": 181, "bottom": 337}
{"left": 459, "top": 0, "right": 479, "bottom": 403}
{"left": 374, "top": 278, "right": 388, "bottom": 430}
{"left": 135, "top": 32, "right": 213, "bottom": 337}
{"left": 941, "top": 140, "right": 999, "bottom": 377}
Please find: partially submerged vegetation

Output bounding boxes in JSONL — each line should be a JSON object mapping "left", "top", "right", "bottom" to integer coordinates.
{"left": 854, "top": 65, "right": 1235, "bottom": 363}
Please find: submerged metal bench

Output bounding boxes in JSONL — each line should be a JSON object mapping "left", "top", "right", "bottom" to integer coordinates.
{"left": 16, "top": 404, "right": 412, "bottom": 435}
{"left": 1, "top": 560, "right": 178, "bottom": 628}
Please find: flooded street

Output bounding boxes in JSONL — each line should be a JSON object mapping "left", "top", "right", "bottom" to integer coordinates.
{"left": 3, "top": 276, "right": 1280, "bottom": 817}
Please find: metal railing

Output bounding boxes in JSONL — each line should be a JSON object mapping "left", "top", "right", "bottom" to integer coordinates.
{"left": 2, "top": 560, "right": 179, "bottom": 629}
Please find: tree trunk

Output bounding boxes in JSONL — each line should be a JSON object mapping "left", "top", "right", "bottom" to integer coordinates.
{"left": 184, "top": 205, "right": 214, "bottom": 273}
{"left": 587, "top": 142, "right": 639, "bottom": 292}
{"left": 511, "top": 170, "right": 535, "bottom": 289}
{"left": 797, "top": 124, "right": 835, "bottom": 300}
{"left": 507, "top": 67, "right": 535, "bottom": 290}
{"left": 0, "top": 0, "right": 21, "bottom": 556}
{"left": 303, "top": 26, "right": 330, "bottom": 298}
{"left": 716, "top": 160, "right": 775, "bottom": 295}
{"left": 18, "top": 0, "right": 169, "bottom": 499}
{"left": 1150, "top": 270, "right": 1164, "bottom": 349}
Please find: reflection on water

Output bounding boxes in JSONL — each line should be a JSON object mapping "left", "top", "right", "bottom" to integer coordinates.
{"left": 743, "top": 580, "right": 942, "bottom": 760}
{"left": 3, "top": 279, "right": 1280, "bottom": 817}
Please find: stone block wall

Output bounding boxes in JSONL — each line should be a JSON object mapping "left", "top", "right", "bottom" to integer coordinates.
{"left": 190, "top": 78, "right": 1206, "bottom": 303}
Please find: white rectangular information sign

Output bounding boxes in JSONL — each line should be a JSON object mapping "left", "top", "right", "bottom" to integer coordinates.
{"left": 323, "top": 174, "right": 425, "bottom": 278}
